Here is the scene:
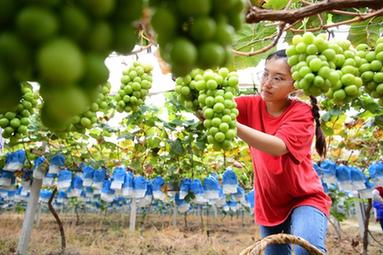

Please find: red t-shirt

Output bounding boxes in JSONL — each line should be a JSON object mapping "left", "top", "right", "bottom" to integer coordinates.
{"left": 235, "top": 95, "right": 332, "bottom": 226}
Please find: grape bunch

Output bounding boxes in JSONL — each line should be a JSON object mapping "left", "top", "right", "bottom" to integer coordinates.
{"left": 0, "top": 0, "right": 142, "bottom": 131}
{"left": 287, "top": 32, "right": 362, "bottom": 104}
{"left": 174, "top": 70, "right": 203, "bottom": 112}
{"left": 0, "top": 82, "right": 39, "bottom": 140}
{"left": 68, "top": 82, "right": 112, "bottom": 132}
{"left": 115, "top": 62, "right": 153, "bottom": 113}
{"left": 357, "top": 38, "right": 383, "bottom": 105}
{"left": 176, "top": 68, "right": 239, "bottom": 150}
{"left": 199, "top": 69, "right": 239, "bottom": 150}
{"left": 149, "top": 0, "right": 244, "bottom": 77}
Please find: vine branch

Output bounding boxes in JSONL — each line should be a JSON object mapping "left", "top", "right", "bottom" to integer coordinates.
{"left": 289, "top": 8, "right": 383, "bottom": 33}
{"left": 48, "top": 188, "right": 66, "bottom": 254}
{"left": 246, "top": 0, "right": 383, "bottom": 24}
{"left": 232, "top": 22, "right": 286, "bottom": 56}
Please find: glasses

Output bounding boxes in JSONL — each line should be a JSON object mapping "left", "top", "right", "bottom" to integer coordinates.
{"left": 258, "top": 72, "right": 293, "bottom": 86}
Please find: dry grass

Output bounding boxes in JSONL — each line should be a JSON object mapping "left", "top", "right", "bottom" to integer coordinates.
{"left": 0, "top": 212, "right": 382, "bottom": 255}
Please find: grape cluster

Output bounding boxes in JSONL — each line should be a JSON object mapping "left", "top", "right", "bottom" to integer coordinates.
{"left": 357, "top": 38, "right": 383, "bottom": 105}
{"left": 287, "top": 32, "right": 362, "bottom": 104}
{"left": 0, "top": 0, "right": 142, "bottom": 131}
{"left": 115, "top": 62, "right": 153, "bottom": 113}
{"left": 0, "top": 82, "right": 39, "bottom": 140}
{"left": 149, "top": 0, "right": 244, "bottom": 77}
{"left": 175, "top": 68, "right": 239, "bottom": 150}
{"left": 174, "top": 70, "right": 202, "bottom": 112}
{"left": 69, "top": 82, "right": 112, "bottom": 132}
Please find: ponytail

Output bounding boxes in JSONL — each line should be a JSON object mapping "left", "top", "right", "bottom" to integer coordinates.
{"left": 309, "top": 96, "right": 327, "bottom": 158}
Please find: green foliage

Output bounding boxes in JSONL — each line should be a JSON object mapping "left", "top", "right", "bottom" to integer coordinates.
{"left": 328, "top": 187, "right": 362, "bottom": 222}
{"left": 374, "top": 115, "right": 383, "bottom": 129}
{"left": 263, "top": 0, "right": 291, "bottom": 10}
{"left": 348, "top": 18, "right": 383, "bottom": 47}
{"left": 231, "top": 22, "right": 276, "bottom": 69}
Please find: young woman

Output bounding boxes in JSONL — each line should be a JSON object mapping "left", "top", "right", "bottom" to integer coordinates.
{"left": 235, "top": 49, "right": 332, "bottom": 255}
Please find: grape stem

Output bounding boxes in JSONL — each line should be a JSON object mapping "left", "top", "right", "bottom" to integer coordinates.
{"left": 245, "top": 0, "right": 383, "bottom": 24}
{"left": 289, "top": 8, "right": 383, "bottom": 33}
{"left": 235, "top": 4, "right": 383, "bottom": 56}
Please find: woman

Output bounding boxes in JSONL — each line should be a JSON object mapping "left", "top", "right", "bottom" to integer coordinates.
{"left": 372, "top": 185, "right": 383, "bottom": 231}
{"left": 235, "top": 49, "right": 332, "bottom": 255}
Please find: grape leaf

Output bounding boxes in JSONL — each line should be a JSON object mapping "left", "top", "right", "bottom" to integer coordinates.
{"left": 331, "top": 8, "right": 367, "bottom": 23}
{"left": 263, "top": 0, "right": 289, "bottom": 10}
{"left": 230, "top": 23, "right": 277, "bottom": 69}
{"left": 347, "top": 18, "right": 383, "bottom": 47}
{"left": 375, "top": 115, "right": 383, "bottom": 129}
{"left": 250, "top": 0, "right": 266, "bottom": 7}
{"left": 169, "top": 139, "right": 185, "bottom": 156}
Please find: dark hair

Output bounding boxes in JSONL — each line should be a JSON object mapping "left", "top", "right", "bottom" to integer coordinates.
{"left": 266, "top": 49, "right": 287, "bottom": 61}
{"left": 309, "top": 96, "right": 327, "bottom": 158}
{"left": 266, "top": 49, "right": 327, "bottom": 158}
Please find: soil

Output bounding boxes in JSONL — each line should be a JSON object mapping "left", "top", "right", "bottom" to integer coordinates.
{"left": 0, "top": 212, "right": 382, "bottom": 255}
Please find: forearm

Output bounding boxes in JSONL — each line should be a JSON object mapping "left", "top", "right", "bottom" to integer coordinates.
{"left": 236, "top": 122, "right": 288, "bottom": 157}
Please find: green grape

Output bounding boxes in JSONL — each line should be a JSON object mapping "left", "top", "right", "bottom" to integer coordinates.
{"left": 179, "top": 68, "right": 240, "bottom": 150}
{"left": 0, "top": 0, "right": 143, "bottom": 133}
{"left": 287, "top": 32, "right": 367, "bottom": 104}
{"left": 150, "top": 0, "right": 244, "bottom": 76}
{"left": 115, "top": 62, "right": 152, "bottom": 113}
{"left": 0, "top": 82, "right": 39, "bottom": 141}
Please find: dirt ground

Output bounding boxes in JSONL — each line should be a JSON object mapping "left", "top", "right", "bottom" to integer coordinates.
{"left": 0, "top": 212, "right": 382, "bottom": 255}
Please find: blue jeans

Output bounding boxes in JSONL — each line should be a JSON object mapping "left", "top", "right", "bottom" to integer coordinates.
{"left": 259, "top": 206, "right": 328, "bottom": 255}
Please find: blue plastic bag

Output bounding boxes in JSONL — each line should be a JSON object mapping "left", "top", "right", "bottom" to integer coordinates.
{"left": 222, "top": 168, "right": 238, "bottom": 194}
{"left": 191, "top": 179, "right": 206, "bottom": 204}
{"left": 43, "top": 172, "right": 56, "bottom": 186}
{"left": 4, "top": 150, "right": 26, "bottom": 172}
{"left": 320, "top": 160, "right": 337, "bottom": 184}
{"left": 0, "top": 171, "right": 16, "bottom": 187}
{"left": 203, "top": 175, "right": 220, "bottom": 199}
{"left": 175, "top": 192, "right": 190, "bottom": 213}
{"left": 57, "top": 169, "right": 72, "bottom": 190}
{"left": 92, "top": 168, "right": 106, "bottom": 190}
{"left": 111, "top": 167, "right": 126, "bottom": 190}
{"left": 122, "top": 171, "right": 134, "bottom": 198}
{"left": 151, "top": 176, "right": 165, "bottom": 201}
{"left": 40, "top": 189, "right": 52, "bottom": 203}
{"left": 179, "top": 178, "right": 191, "bottom": 199}
{"left": 349, "top": 167, "right": 366, "bottom": 190}
{"left": 246, "top": 189, "right": 255, "bottom": 210}
{"left": 133, "top": 176, "right": 147, "bottom": 198}
{"left": 101, "top": 180, "right": 115, "bottom": 202}
{"left": 49, "top": 154, "right": 65, "bottom": 174}
{"left": 32, "top": 156, "right": 47, "bottom": 179}
{"left": 82, "top": 165, "right": 95, "bottom": 187}
{"left": 336, "top": 165, "right": 353, "bottom": 191}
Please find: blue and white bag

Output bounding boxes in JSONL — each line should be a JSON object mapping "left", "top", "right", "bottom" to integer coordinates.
{"left": 32, "top": 156, "right": 47, "bottom": 180}
{"left": 111, "top": 166, "right": 126, "bottom": 191}
{"left": 3, "top": 150, "right": 26, "bottom": 172}
{"left": 222, "top": 168, "right": 238, "bottom": 194}
{"left": 151, "top": 176, "right": 166, "bottom": 201}
{"left": 48, "top": 154, "right": 65, "bottom": 174}
{"left": 82, "top": 165, "right": 95, "bottom": 187}
{"left": 92, "top": 168, "right": 106, "bottom": 190}
{"left": 101, "top": 180, "right": 115, "bottom": 203}
{"left": 122, "top": 171, "right": 134, "bottom": 198}
{"left": 133, "top": 176, "right": 147, "bottom": 199}
{"left": 57, "top": 169, "right": 72, "bottom": 191}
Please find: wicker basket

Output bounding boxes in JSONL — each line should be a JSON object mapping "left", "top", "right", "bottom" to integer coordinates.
{"left": 240, "top": 233, "right": 325, "bottom": 255}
